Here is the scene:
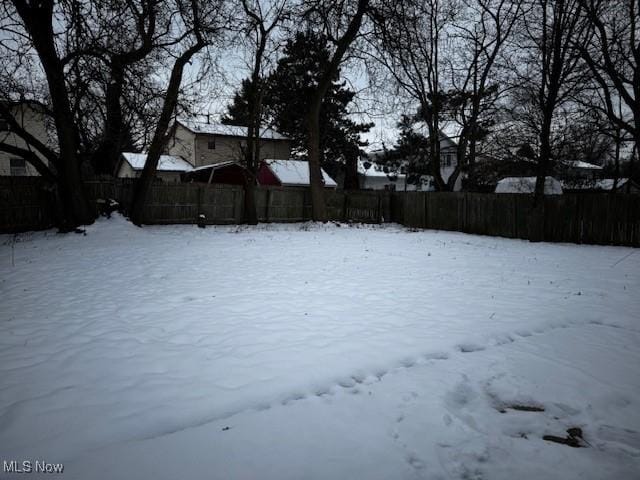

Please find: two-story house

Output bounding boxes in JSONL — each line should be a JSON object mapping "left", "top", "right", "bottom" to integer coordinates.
{"left": 116, "top": 118, "right": 292, "bottom": 181}
{"left": 167, "top": 118, "right": 291, "bottom": 168}
{"left": 0, "top": 102, "right": 52, "bottom": 176}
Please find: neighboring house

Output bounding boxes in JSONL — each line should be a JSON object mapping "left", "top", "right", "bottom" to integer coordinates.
{"left": 116, "top": 152, "right": 193, "bottom": 182}
{"left": 495, "top": 176, "right": 563, "bottom": 195}
{"left": 258, "top": 159, "right": 337, "bottom": 188}
{"left": 167, "top": 118, "right": 291, "bottom": 169}
{"left": 437, "top": 123, "right": 462, "bottom": 190}
{"left": 558, "top": 160, "right": 603, "bottom": 180}
{"left": 0, "top": 102, "right": 52, "bottom": 176}
{"left": 367, "top": 122, "right": 464, "bottom": 190}
{"left": 357, "top": 159, "right": 434, "bottom": 191}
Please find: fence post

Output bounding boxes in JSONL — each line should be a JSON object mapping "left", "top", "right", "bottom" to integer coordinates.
{"left": 528, "top": 202, "right": 545, "bottom": 242}
{"left": 197, "top": 185, "right": 202, "bottom": 223}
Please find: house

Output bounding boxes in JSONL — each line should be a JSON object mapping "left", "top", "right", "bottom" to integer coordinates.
{"left": 167, "top": 118, "right": 291, "bottom": 169}
{"left": 557, "top": 160, "right": 603, "bottom": 181}
{"left": 495, "top": 176, "right": 563, "bottom": 195}
{"left": 258, "top": 159, "right": 337, "bottom": 188}
{"left": 366, "top": 122, "right": 464, "bottom": 191}
{"left": 357, "top": 159, "right": 434, "bottom": 191}
{"left": 116, "top": 152, "right": 193, "bottom": 182}
{"left": 437, "top": 123, "right": 463, "bottom": 190}
{"left": 0, "top": 102, "right": 53, "bottom": 176}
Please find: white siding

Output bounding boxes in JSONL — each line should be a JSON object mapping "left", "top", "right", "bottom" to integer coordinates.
{"left": 0, "top": 105, "right": 52, "bottom": 176}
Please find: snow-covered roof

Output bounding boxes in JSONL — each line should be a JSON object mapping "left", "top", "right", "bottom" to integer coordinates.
{"left": 562, "top": 178, "right": 630, "bottom": 191}
{"left": 264, "top": 159, "right": 337, "bottom": 187}
{"left": 495, "top": 176, "right": 563, "bottom": 195}
{"left": 121, "top": 152, "right": 193, "bottom": 172}
{"left": 562, "top": 160, "right": 603, "bottom": 170}
{"left": 191, "top": 161, "right": 241, "bottom": 172}
{"left": 357, "top": 159, "right": 400, "bottom": 178}
{"left": 178, "top": 118, "right": 289, "bottom": 140}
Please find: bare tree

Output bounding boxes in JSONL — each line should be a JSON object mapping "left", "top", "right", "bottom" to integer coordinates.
{"left": 577, "top": 0, "right": 640, "bottom": 187}
{"left": 515, "top": 0, "right": 592, "bottom": 203}
{"left": 303, "top": 0, "right": 370, "bottom": 221}
{"left": 446, "top": 0, "right": 523, "bottom": 189}
{"left": 370, "top": 0, "right": 458, "bottom": 191}
{"left": 0, "top": 0, "right": 224, "bottom": 229}
{"left": 238, "top": 0, "right": 289, "bottom": 225}
{"left": 2, "top": 0, "right": 94, "bottom": 228}
{"left": 130, "top": 0, "right": 227, "bottom": 225}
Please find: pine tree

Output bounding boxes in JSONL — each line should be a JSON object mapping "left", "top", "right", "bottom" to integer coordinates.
{"left": 223, "top": 31, "right": 372, "bottom": 189}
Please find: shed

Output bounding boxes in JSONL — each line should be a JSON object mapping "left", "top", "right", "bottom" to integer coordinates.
{"left": 117, "top": 152, "right": 193, "bottom": 182}
{"left": 182, "top": 161, "right": 247, "bottom": 185}
{"left": 258, "top": 159, "right": 337, "bottom": 188}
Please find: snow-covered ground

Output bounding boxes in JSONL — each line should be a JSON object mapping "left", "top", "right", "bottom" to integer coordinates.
{"left": 1, "top": 215, "right": 639, "bottom": 479}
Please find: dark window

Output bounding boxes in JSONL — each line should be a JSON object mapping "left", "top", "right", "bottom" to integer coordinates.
{"left": 10, "top": 158, "right": 27, "bottom": 176}
{"left": 0, "top": 120, "right": 9, "bottom": 131}
{"left": 446, "top": 154, "right": 452, "bottom": 167}
{"left": 208, "top": 138, "right": 216, "bottom": 150}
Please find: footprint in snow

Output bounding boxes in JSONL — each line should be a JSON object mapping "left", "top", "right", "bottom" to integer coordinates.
{"left": 457, "top": 343, "right": 486, "bottom": 353}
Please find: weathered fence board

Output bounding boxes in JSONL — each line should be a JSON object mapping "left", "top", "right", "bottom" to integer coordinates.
{"left": 1, "top": 177, "right": 639, "bottom": 247}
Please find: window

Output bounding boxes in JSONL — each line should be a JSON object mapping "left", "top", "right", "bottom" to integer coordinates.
{"left": 446, "top": 154, "right": 452, "bottom": 167}
{"left": 0, "top": 120, "right": 8, "bottom": 131}
{"left": 207, "top": 138, "right": 216, "bottom": 149}
{"left": 10, "top": 158, "right": 27, "bottom": 176}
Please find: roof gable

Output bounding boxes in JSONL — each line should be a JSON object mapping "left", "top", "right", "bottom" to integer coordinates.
{"left": 177, "top": 118, "right": 289, "bottom": 141}
{"left": 121, "top": 152, "right": 193, "bottom": 172}
{"left": 264, "top": 159, "right": 337, "bottom": 187}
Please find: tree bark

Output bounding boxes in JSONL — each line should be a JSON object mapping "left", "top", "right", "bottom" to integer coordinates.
{"left": 306, "top": 0, "right": 369, "bottom": 221}
{"left": 12, "top": 0, "right": 93, "bottom": 229}
{"left": 129, "top": 35, "right": 206, "bottom": 225}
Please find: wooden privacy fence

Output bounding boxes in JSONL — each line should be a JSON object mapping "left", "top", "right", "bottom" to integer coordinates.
{"left": 1, "top": 177, "right": 639, "bottom": 246}
{"left": 392, "top": 192, "right": 640, "bottom": 246}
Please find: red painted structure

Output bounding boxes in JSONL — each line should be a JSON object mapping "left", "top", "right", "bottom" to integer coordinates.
{"left": 257, "top": 162, "right": 282, "bottom": 186}
{"left": 182, "top": 162, "right": 247, "bottom": 185}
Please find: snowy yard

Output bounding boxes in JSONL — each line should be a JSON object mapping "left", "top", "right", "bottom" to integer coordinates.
{"left": 1, "top": 215, "right": 639, "bottom": 479}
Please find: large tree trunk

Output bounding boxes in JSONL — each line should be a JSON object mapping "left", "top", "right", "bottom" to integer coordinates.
{"left": 130, "top": 38, "right": 205, "bottom": 225}
{"left": 343, "top": 153, "right": 360, "bottom": 190}
{"left": 534, "top": 117, "right": 553, "bottom": 205}
{"left": 428, "top": 123, "right": 447, "bottom": 191}
{"left": 244, "top": 119, "right": 259, "bottom": 224}
{"left": 307, "top": 99, "right": 327, "bottom": 221}
{"left": 12, "top": 0, "right": 93, "bottom": 229}
{"left": 306, "top": 0, "right": 369, "bottom": 221}
{"left": 92, "top": 64, "right": 126, "bottom": 175}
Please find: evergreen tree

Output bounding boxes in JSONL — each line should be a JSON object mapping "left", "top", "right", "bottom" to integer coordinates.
{"left": 221, "top": 79, "right": 253, "bottom": 126}
{"left": 223, "top": 31, "right": 372, "bottom": 189}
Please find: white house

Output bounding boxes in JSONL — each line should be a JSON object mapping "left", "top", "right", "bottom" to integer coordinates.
{"left": 362, "top": 122, "right": 464, "bottom": 191}
{"left": 357, "top": 159, "right": 434, "bottom": 191}
{"left": 0, "top": 102, "right": 53, "bottom": 176}
{"left": 115, "top": 152, "right": 194, "bottom": 182}
{"left": 166, "top": 118, "right": 291, "bottom": 169}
